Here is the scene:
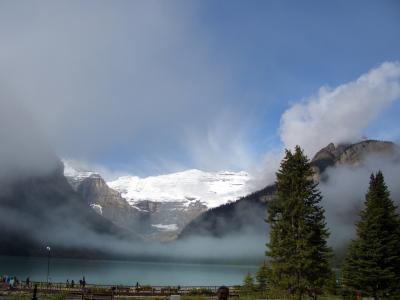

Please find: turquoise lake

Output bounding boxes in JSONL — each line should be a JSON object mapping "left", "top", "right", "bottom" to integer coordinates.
{"left": 0, "top": 256, "right": 258, "bottom": 286}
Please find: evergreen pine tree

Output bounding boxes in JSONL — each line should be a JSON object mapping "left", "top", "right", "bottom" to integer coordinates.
{"left": 256, "top": 261, "right": 269, "bottom": 293}
{"left": 266, "top": 146, "right": 332, "bottom": 300}
{"left": 342, "top": 171, "right": 400, "bottom": 299}
{"left": 242, "top": 272, "right": 255, "bottom": 295}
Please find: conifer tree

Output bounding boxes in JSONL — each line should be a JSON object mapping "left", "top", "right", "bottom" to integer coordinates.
{"left": 256, "top": 261, "right": 269, "bottom": 293}
{"left": 266, "top": 146, "right": 332, "bottom": 300}
{"left": 242, "top": 272, "right": 255, "bottom": 295}
{"left": 342, "top": 171, "right": 400, "bottom": 299}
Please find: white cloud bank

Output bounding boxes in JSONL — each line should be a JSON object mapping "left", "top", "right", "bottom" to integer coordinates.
{"left": 252, "top": 61, "right": 400, "bottom": 189}
{"left": 280, "top": 62, "right": 400, "bottom": 156}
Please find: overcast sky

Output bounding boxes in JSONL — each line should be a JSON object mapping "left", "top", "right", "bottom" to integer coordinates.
{"left": 1, "top": 0, "right": 399, "bottom": 177}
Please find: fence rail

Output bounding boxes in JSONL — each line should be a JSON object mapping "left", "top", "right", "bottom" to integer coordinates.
{"left": 1, "top": 281, "right": 240, "bottom": 298}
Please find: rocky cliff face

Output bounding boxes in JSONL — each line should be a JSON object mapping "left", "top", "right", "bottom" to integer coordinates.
{"left": 310, "top": 143, "right": 349, "bottom": 178}
{"left": 311, "top": 140, "right": 400, "bottom": 181}
{"left": 336, "top": 140, "right": 399, "bottom": 165}
{"left": 75, "top": 175, "right": 149, "bottom": 235}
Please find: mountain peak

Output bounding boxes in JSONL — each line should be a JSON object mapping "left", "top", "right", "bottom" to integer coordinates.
{"left": 311, "top": 139, "right": 399, "bottom": 180}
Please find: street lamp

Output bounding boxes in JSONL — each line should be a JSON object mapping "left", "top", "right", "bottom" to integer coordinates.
{"left": 46, "top": 246, "right": 51, "bottom": 285}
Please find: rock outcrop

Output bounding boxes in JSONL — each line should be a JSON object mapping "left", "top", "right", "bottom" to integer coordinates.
{"left": 311, "top": 140, "right": 400, "bottom": 181}
{"left": 76, "top": 175, "right": 147, "bottom": 234}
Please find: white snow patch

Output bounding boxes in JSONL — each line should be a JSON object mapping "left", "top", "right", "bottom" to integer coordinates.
{"left": 90, "top": 203, "right": 103, "bottom": 215}
{"left": 151, "top": 224, "right": 179, "bottom": 231}
{"left": 63, "top": 160, "right": 99, "bottom": 180}
{"left": 108, "top": 169, "right": 252, "bottom": 208}
{"left": 131, "top": 206, "right": 149, "bottom": 213}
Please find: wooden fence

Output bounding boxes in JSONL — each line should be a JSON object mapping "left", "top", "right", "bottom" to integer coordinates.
{"left": 2, "top": 281, "right": 240, "bottom": 299}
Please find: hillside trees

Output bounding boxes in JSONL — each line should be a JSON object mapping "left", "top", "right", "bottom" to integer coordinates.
{"left": 342, "top": 171, "right": 400, "bottom": 299}
{"left": 266, "top": 146, "right": 332, "bottom": 299}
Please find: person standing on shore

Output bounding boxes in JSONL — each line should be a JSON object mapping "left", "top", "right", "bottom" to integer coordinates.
{"left": 31, "top": 284, "right": 38, "bottom": 300}
{"left": 216, "top": 286, "right": 229, "bottom": 300}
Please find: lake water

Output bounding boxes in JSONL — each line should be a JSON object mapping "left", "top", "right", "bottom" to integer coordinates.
{"left": 0, "top": 256, "right": 258, "bottom": 286}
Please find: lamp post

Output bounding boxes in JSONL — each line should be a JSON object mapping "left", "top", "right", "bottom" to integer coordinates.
{"left": 46, "top": 246, "right": 51, "bottom": 285}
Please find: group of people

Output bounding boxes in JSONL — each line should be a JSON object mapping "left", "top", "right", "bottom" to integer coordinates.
{"left": 0, "top": 275, "right": 19, "bottom": 288}
{"left": 66, "top": 276, "right": 86, "bottom": 288}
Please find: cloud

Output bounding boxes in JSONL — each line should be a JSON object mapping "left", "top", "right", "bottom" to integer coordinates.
{"left": 280, "top": 62, "right": 400, "bottom": 156}
{"left": 248, "top": 148, "right": 283, "bottom": 190}
{"left": 251, "top": 61, "right": 400, "bottom": 190}
{"left": 0, "top": 1, "right": 253, "bottom": 174}
{"left": 183, "top": 112, "right": 255, "bottom": 172}
{"left": 0, "top": 98, "right": 60, "bottom": 182}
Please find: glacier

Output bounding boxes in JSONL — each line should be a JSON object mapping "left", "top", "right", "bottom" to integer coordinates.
{"left": 63, "top": 160, "right": 252, "bottom": 209}
{"left": 107, "top": 169, "right": 252, "bottom": 209}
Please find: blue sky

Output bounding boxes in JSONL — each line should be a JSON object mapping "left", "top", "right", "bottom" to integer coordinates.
{"left": 0, "top": 0, "right": 399, "bottom": 177}
{"left": 196, "top": 0, "right": 400, "bottom": 147}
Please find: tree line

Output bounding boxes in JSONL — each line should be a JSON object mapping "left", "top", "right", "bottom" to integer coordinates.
{"left": 243, "top": 146, "right": 400, "bottom": 300}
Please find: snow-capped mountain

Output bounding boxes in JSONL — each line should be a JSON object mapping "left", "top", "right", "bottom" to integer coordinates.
{"left": 108, "top": 169, "right": 252, "bottom": 209}
{"left": 62, "top": 161, "right": 253, "bottom": 240}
